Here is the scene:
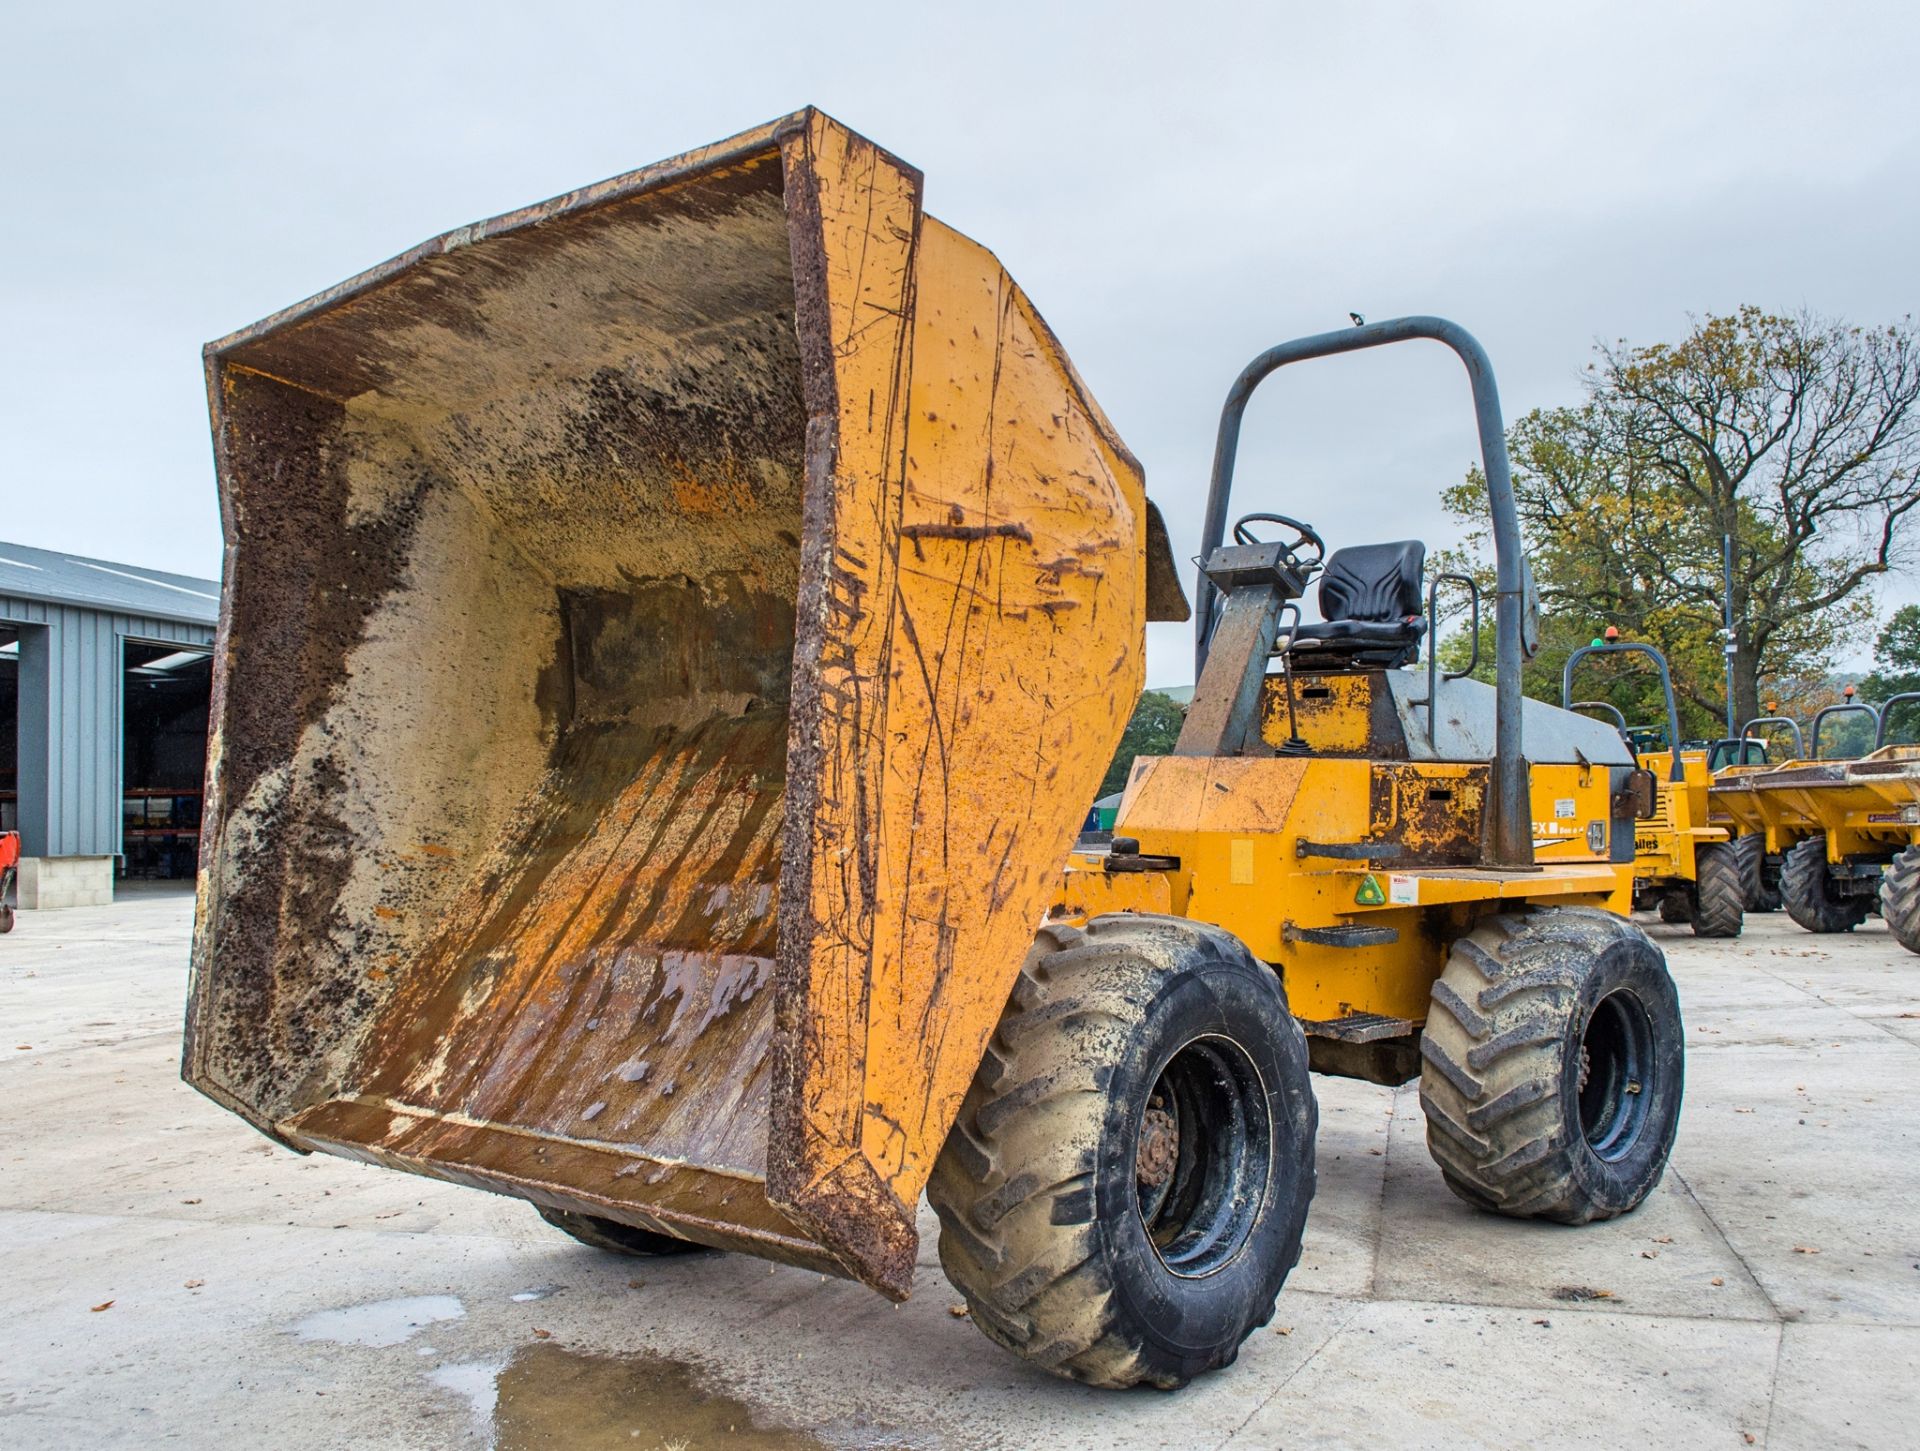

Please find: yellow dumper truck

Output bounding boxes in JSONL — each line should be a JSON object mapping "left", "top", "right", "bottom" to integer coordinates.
{"left": 1710, "top": 698, "right": 1920, "bottom": 951}
{"left": 1562, "top": 642, "right": 1742, "bottom": 936}
{"left": 187, "top": 111, "right": 1684, "bottom": 1389}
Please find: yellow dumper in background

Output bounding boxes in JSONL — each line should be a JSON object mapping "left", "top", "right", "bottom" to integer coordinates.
{"left": 1709, "top": 696, "right": 1920, "bottom": 951}
{"left": 1562, "top": 642, "right": 1742, "bottom": 936}
{"left": 189, "top": 110, "right": 1685, "bottom": 1389}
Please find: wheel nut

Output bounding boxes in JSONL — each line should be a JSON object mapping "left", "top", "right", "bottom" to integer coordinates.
{"left": 1137, "top": 1103, "right": 1179, "bottom": 1189}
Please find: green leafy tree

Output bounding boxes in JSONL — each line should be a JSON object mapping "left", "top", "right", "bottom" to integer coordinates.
{"left": 1099, "top": 690, "right": 1184, "bottom": 797}
{"left": 1441, "top": 308, "right": 1920, "bottom": 734}
{"left": 1864, "top": 604, "right": 1920, "bottom": 745}
{"left": 1863, "top": 604, "right": 1920, "bottom": 701}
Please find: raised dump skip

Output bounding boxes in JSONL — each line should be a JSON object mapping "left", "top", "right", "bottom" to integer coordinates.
{"left": 186, "top": 110, "right": 1179, "bottom": 1297}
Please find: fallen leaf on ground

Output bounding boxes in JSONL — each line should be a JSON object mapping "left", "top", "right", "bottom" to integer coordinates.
{"left": 90, "top": 1301, "right": 114, "bottom": 1312}
{"left": 531, "top": 1328, "right": 552, "bottom": 1339}
{"left": 1641, "top": 1250, "right": 1659, "bottom": 1259}
{"left": 184, "top": 1280, "right": 203, "bottom": 1290}
{"left": 1550, "top": 1286, "right": 1614, "bottom": 1301}
{"left": 1532, "top": 1318, "right": 1550, "bottom": 1327}
{"left": 1273, "top": 1326, "right": 1292, "bottom": 1336}
{"left": 1793, "top": 1245, "right": 1820, "bottom": 1254}
{"left": 1734, "top": 1107, "right": 1754, "bottom": 1113}
{"left": 626, "top": 1279, "right": 644, "bottom": 1290}
{"left": 1744, "top": 1434, "right": 1756, "bottom": 1445}
{"left": 1711, "top": 1277, "right": 1725, "bottom": 1286}
{"left": 1652, "top": 1236, "right": 1673, "bottom": 1244}
{"left": 948, "top": 1305, "right": 969, "bottom": 1318}
{"left": 180, "top": 1199, "right": 201, "bottom": 1206}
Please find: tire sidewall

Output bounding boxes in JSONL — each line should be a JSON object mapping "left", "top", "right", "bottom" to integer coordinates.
{"left": 1557, "top": 927, "right": 1685, "bottom": 1216}
{"left": 1090, "top": 952, "right": 1314, "bottom": 1381}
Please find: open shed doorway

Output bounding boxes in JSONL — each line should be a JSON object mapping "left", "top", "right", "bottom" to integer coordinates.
{"left": 122, "top": 641, "right": 212, "bottom": 880}
{"left": 1, "top": 627, "right": 17, "bottom": 837}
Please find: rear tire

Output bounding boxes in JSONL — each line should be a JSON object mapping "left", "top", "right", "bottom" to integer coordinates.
{"left": 1882, "top": 847, "right": 1920, "bottom": 956}
{"left": 535, "top": 1206, "right": 707, "bottom": 1257}
{"left": 929, "top": 915, "right": 1317, "bottom": 1390}
{"left": 1733, "top": 834, "right": 1780, "bottom": 913}
{"left": 0, "top": 904, "right": 12, "bottom": 934}
{"left": 1657, "top": 892, "right": 1691, "bottom": 925}
{"left": 1691, "top": 843, "right": 1744, "bottom": 938}
{"left": 1419, "top": 907, "right": 1683, "bottom": 1224}
{"left": 1781, "top": 836, "right": 1868, "bottom": 934}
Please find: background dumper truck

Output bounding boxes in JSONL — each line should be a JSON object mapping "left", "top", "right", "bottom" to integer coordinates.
{"left": 187, "top": 110, "right": 1685, "bottom": 1389}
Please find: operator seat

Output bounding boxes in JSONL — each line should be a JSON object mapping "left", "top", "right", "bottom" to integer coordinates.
{"left": 1287, "top": 540, "right": 1426, "bottom": 669}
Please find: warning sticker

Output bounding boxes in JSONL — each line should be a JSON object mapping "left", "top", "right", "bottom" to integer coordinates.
{"left": 1388, "top": 874, "right": 1420, "bottom": 905}
{"left": 1554, "top": 798, "right": 1577, "bottom": 819}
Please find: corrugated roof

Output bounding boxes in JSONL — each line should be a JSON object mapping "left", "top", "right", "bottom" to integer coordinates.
{"left": 0, "top": 538, "right": 220, "bottom": 627}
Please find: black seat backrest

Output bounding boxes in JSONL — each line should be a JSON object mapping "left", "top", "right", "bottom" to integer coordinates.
{"left": 1318, "top": 541, "right": 1425, "bottom": 624}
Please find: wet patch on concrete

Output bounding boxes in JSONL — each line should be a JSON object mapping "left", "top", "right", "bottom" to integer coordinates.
{"left": 429, "top": 1358, "right": 507, "bottom": 1436}
{"left": 486, "top": 1342, "right": 844, "bottom": 1449}
{"left": 292, "top": 1293, "right": 465, "bottom": 1348}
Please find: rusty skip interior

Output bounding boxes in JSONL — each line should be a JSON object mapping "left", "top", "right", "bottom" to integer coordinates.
{"left": 196, "top": 141, "right": 842, "bottom": 1268}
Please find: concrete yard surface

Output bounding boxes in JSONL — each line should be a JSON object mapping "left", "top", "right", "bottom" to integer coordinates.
{"left": 2, "top": 888, "right": 1916, "bottom": 1449}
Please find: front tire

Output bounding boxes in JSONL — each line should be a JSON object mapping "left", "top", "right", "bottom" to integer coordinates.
{"left": 1691, "top": 843, "right": 1744, "bottom": 938}
{"left": 1781, "top": 836, "right": 1868, "bottom": 934}
{"left": 929, "top": 915, "right": 1317, "bottom": 1390}
{"left": 1733, "top": 834, "right": 1781, "bottom": 913}
{"left": 1419, "top": 907, "right": 1683, "bottom": 1224}
{"left": 1882, "top": 847, "right": 1920, "bottom": 956}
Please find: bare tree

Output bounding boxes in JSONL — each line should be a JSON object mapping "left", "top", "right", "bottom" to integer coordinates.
{"left": 1447, "top": 308, "right": 1920, "bottom": 729}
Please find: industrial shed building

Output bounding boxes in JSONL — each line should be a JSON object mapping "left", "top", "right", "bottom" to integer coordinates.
{"left": 1, "top": 539, "right": 218, "bottom": 908}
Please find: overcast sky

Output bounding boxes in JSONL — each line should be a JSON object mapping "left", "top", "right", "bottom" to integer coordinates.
{"left": 6, "top": 2, "right": 1916, "bottom": 685}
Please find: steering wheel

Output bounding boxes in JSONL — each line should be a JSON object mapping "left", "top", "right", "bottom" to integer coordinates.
{"left": 1231, "top": 512, "right": 1326, "bottom": 573}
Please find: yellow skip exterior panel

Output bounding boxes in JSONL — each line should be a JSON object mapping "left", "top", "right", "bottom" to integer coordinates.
{"left": 770, "top": 112, "right": 1150, "bottom": 1294}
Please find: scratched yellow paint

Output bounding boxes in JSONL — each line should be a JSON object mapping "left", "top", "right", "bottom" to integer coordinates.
{"left": 769, "top": 112, "right": 1149, "bottom": 1291}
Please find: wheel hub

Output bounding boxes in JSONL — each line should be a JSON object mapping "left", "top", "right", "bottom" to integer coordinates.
{"left": 1578, "top": 989, "right": 1656, "bottom": 1162}
{"left": 1136, "top": 1098, "right": 1180, "bottom": 1189}
{"left": 1133, "top": 1037, "right": 1273, "bottom": 1279}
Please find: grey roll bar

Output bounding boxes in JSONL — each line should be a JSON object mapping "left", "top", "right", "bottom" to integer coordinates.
{"left": 1569, "top": 699, "right": 1629, "bottom": 732}
{"left": 1740, "top": 715, "right": 1805, "bottom": 760}
{"left": 1811, "top": 701, "right": 1881, "bottom": 760}
{"left": 1562, "top": 642, "right": 1684, "bottom": 783}
{"left": 1876, "top": 692, "right": 1920, "bottom": 749}
{"left": 1193, "top": 316, "right": 1532, "bottom": 866}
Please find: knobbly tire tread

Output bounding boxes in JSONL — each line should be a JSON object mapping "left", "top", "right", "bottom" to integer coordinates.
{"left": 1882, "top": 846, "right": 1920, "bottom": 956}
{"left": 1781, "top": 836, "right": 1868, "bottom": 934}
{"left": 1691, "top": 842, "right": 1744, "bottom": 938}
{"left": 536, "top": 1206, "right": 707, "bottom": 1257}
{"left": 1657, "top": 892, "right": 1692, "bottom": 926}
{"left": 1418, "top": 906, "right": 1683, "bottom": 1226}
{"left": 1733, "top": 834, "right": 1780, "bottom": 913}
{"left": 928, "top": 915, "right": 1317, "bottom": 1390}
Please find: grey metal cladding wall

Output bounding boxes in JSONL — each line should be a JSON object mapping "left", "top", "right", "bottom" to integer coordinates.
{"left": 2, "top": 595, "right": 216, "bottom": 857}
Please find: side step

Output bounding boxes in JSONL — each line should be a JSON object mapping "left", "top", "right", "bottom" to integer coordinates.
{"left": 1283, "top": 921, "right": 1400, "bottom": 948}
{"left": 1298, "top": 1011, "right": 1422, "bottom": 1086}
{"left": 1297, "top": 1011, "right": 1418, "bottom": 1044}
